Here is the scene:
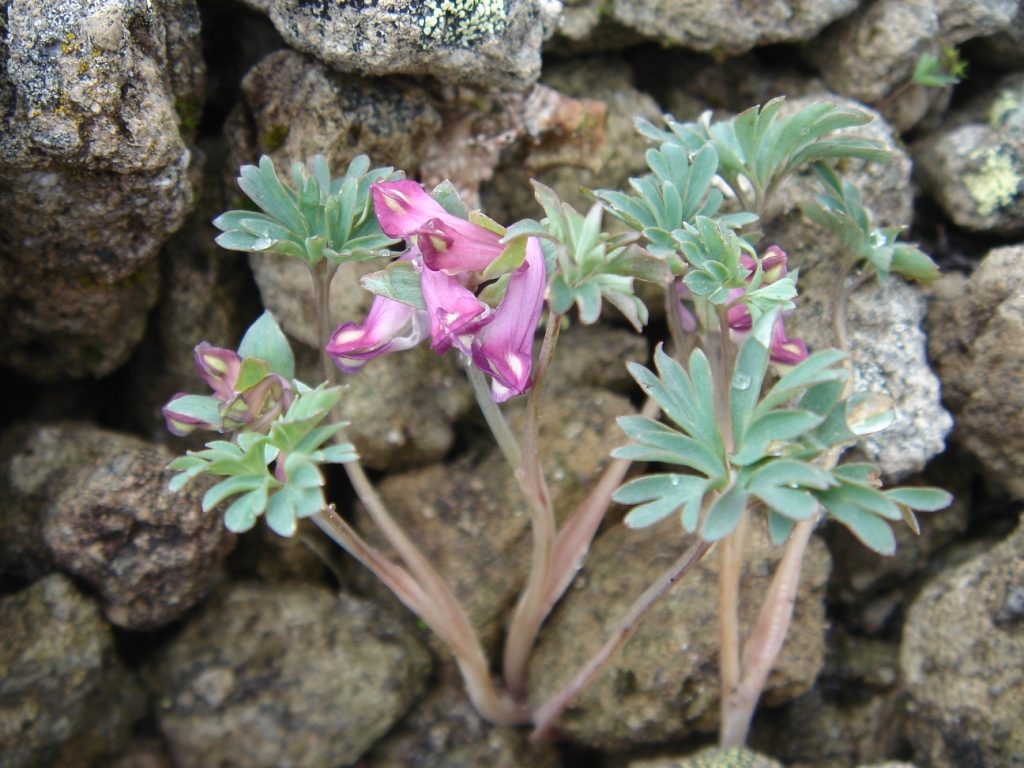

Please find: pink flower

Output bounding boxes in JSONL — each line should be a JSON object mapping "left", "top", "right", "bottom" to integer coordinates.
{"left": 471, "top": 238, "right": 547, "bottom": 402}
{"left": 372, "top": 181, "right": 504, "bottom": 274}
{"left": 419, "top": 262, "right": 493, "bottom": 355}
{"left": 326, "top": 292, "right": 430, "bottom": 373}
{"left": 727, "top": 246, "right": 807, "bottom": 366}
{"left": 330, "top": 181, "right": 548, "bottom": 401}
{"left": 163, "top": 343, "right": 294, "bottom": 435}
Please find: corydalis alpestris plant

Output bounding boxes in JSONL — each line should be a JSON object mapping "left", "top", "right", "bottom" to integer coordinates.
{"left": 164, "top": 96, "right": 952, "bottom": 751}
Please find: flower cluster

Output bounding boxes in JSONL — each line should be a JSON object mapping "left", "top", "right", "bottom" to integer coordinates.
{"left": 163, "top": 342, "right": 294, "bottom": 436}
{"left": 675, "top": 245, "right": 808, "bottom": 367}
{"left": 326, "top": 180, "right": 547, "bottom": 402}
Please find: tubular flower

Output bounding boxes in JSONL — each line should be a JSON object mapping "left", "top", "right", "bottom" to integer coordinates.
{"left": 326, "top": 291, "right": 430, "bottom": 373}
{"left": 419, "top": 261, "right": 494, "bottom": 355}
{"left": 372, "top": 180, "right": 504, "bottom": 274}
{"left": 162, "top": 343, "right": 294, "bottom": 436}
{"left": 471, "top": 238, "right": 547, "bottom": 402}
{"left": 331, "top": 179, "right": 548, "bottom": 401}
{"left": 726, "top": 246, "right": 808, "bottom": 367}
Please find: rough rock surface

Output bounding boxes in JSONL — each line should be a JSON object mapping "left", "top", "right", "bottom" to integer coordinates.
{"left": 327, "top": 342, "right": 475, "bottom": 471}
{"left": 528, "top": 519, "right": 831, "bottom": 749}
{"left": 804, "top": 0, "right": 946, "bottom": 131}
{"left": 769, "top": 97, "right": 952, "bottom": 479}
{"left": 489, "top": 56, "right": 662, "bottom": 223}
{"left": 362, "top": 388, "right": 637, "bottom": 647}
{"left": 0, "top": 422, "right": 234, "bottom": 629}
{"left": 120, "top": 140, "right": 261, "bottom": 441}
{"left": 790, "top": 270, "right": 953, "bottom": 480}
{"left": 359, "top": 660, "right": 560, "bottom": 768}
{"left": 901, "top": 517, "right": 1024, "bottom": 768}
{"left": 543, "top": 321, "right": 650, "bottom": 395}
{"left": 0, "top": 574, "right": 146, "bottom": 768}
{"left": 225, "top": 49, "right": 442, "bottom": 183}
{"left": 629, "top": 748, "right": 784, "bottom": 768}
{"left": 238, "top": 0, "right": 559, "bottom": 90}
{"left": 0, "top": 0, "right": 203, "bottom": 380}
{"left": 935, "top": 0, "right": 1020, "bottom": 44}
{"left": 750, "top": 637, "right": 906, "bottom": 768}
{"left": 968, "top": 4, "right": 1024, "bottom": 67}
{"left": 554, "top": 0, "right": 858, "bottom": 55}
{"left": 915, "top": 73, "right": 1024, "bottom": 237}
{"left": 151, "top": 581, "right": 432, "bottom": 768}
{"left": 927, "top": 245, "right": 1024, "bottom": 498}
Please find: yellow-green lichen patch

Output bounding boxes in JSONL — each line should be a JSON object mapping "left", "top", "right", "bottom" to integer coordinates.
{"left": 963, "top": 146, "right": 1022, "bottom": 217}
{"left": 419, "top": 0, "right": 506, "bottom": 47}
{"left": 988, "top": 88, "right": 1020, "bottom": 128}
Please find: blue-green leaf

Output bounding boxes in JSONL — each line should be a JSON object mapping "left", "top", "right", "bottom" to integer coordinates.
{"left": 766, "top": 509, "right": 797, "bottom": 545}
{"left": 237, "top": 311, "right": 295, "bottom": 380}
{"left": 883, "top": 487, "right": 953, "bottom": 511}
{"left": 700, "top": 482, "right": 749, "bottom": 541}
{"left": 202, "top": 475, "right": 266, "bottom": 512}
{"left": 223, "top": 487, "right": 269, "bottom": 533}
{"left": 615, "top": 474, "right": 708, "bottom": 528}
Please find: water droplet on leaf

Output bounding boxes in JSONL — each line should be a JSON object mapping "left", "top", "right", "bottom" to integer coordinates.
{"left": 732, "top": 372, "right": 752, "bottom": 390}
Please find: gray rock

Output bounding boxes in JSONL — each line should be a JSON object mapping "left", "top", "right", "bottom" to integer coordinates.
{"left": 552, "top": 0, "right": 857, "bottom": 55}
{"left": 768, "top": 97, "right": 952, "bottom": 480}
{"left": 151, "top": 581, "right": 432, "bottom": 768}
{"left": 901, "top": 517, "right": 1024, "bottom": 768}
{"left": 750, "top": 636, "right": 906, "bottom": 768}
{"left": 487, "top": 56, "right": 663, "bottom": 224}
{"left": 106, "top": 737, "right": 173, "bottom": 768}
{"left": 224, "top": 49, "right": 442, "bottom": 182}
{"left": 804, "top": 0, "right": 949, "bottom": 131}
{"left": 926, "top": 245, "right": 1024, "bottom": 498}
{"left": 358, "top": 659, "right": 560, "bottom": 768}
{"left": 0, "top": 574, "right": 146, "bottom": 768}
{"left": 914, "top": 73, "right": 1024, "bottom": 237}
{"left": 330, "top": 343, "right": 475, "bottom": 471}
{"left": 247, "top": 253, "right": 386, "bottom": 350}
{"left": 790, "top": 270, "right": 953, "bottom": 480}
{"left": 0, "top": 422, "right": 234, "bottom": 629}
{"left": 967, "top": 4, "right": 1024, "bottom": 67}
{"left": 543, "top": 320, "right": 650, "bottom": 395}
{"left": 362, "top": 388, "right": 638, "bottom": 648}
{"left": 629, "top": 748, "right": 785, "bottom": 768}
{"left": 120, "top": 140, "right": 262, "bottom": 442}
{"left": 936, "top": 0, "right": 1019, "bottom": 44}
{"left": 806, "top": 0, "right": 938, "bottom": 105}
{"left": 0, "top": 0, "right": 203, "bottom": 380}
{"left": 527, "top": 519, "right": 830, "bottom": 749}
{"left": 752, "top": 689, "right": 908, "bottom": 768}
{"left": 238, "top": 0, "right": 559, "bottom": 90}
{"left": 40, "top": 428, "right": 235, "bottom": 630}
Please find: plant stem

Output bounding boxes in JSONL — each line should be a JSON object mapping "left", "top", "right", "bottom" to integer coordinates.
{"left": 465, "top": 362, "right": 522, "bottom": 470}
{"left": 717, "top": 257, "right": 872, "bottom": 744}
{"left": 530, "top": 537, "right": 714, "bottom": 742}
{"left": 503, "top": 313, "right": 561, "bottom": 700}
{"left": 308, "top": 262, "right": 518, "bottom": 724}
{"left": 311, "top": 507, "right": 530, "bottom": 725}
{"left": 717, "top": 509, "right": 747, "bottom": 729}
{"left": 719, "top": 515, "right": 816, "bottom": 746}
{"left": 665, "top": 281, "right": 696, "bottom": 367}
{"left": 541, "top": 397, "right": 661, "bottom": 616}
{"left": 311, "top": 260, "right": 340, "bottom": 387}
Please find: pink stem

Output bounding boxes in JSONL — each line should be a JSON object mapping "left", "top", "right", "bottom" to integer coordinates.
{"left": 530, "top": 538, "right": 713, "bottom": 742}
{"left": 719, "top": 516, "right": 816, "bottom": 746}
